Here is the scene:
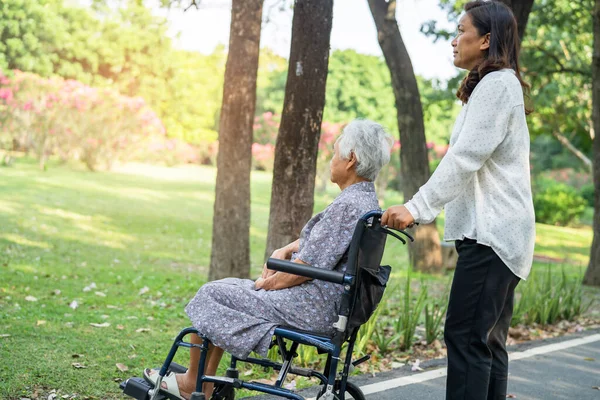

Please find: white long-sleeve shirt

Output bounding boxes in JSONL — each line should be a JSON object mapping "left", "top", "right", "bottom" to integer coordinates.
{"left": 405, "top": 69, "right": 535, "bottom": 280}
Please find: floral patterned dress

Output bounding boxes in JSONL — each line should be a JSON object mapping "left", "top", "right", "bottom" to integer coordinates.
{"left": 184, "top": 181, "right": 379, "bottom": 359}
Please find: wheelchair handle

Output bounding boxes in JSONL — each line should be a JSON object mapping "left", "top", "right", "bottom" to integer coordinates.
{"left": 266, "top": 258, "right": 346, "bottom": 285}
{"left": 359, "top": 210, "right": 383, "bottom": 221}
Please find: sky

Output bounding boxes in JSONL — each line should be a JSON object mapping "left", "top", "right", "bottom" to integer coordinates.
{"left": 152, "top": 0, "right": 458, "bottom": 81}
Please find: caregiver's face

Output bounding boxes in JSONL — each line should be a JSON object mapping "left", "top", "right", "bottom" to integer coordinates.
{"left": 451, "top": 13, "right": 489, "bottom": 71}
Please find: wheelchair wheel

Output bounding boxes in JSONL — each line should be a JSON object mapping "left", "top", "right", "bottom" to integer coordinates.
{"left": 317, "top": 380, "right": 365, "bottom": 400}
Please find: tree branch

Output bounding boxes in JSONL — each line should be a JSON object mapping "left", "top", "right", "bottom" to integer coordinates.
{"left": 184, "top": 0, "right": 201, "bottom": 12}
{"left": 530, "top": 45, "right": 590, "bottom": 77}
{"left": 552, "top": 131, "right": 593, "bottom": 172}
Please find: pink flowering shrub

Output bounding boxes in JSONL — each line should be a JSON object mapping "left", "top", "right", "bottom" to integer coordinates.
{"left": 144, "top": 138, "right": 213, "bottom": 166}
{"left": 252, "top": 142, "right": 275, "bottom": 171}
{"left": 538, "top": 168, "right": 590, "bottom": 190}
{"left": 0, "top": 70, "right": 165, "bottom": 170}
{"left": 253, "top": 112, "right": 280, "bottom": 145}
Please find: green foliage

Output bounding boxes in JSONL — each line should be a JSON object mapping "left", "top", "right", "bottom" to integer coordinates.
{"left": 533, "top": 178, "right": 587, "bottom": 226}
{"left": 0, "top": 0, "right": 225, "bottom": 148}
{"left": 158, "top": 47, "right": 225, "bottom": 145}
{"left": 255, "top": 48, "right": 288, "bottom": 116}
{"left": 394, "top": 276, "right": 428, "bottom": 351}
{"left": 512, "top": 266, "right": 592, "bottom": 326}
{"left": 522, "top": 0, "right": 594, "bottom": 157}
{"left": 581, "top": 184, "right": 595, "bottom": 207}
{"left": 530, "top": 135, "right": 589, "bottom": 172}
{"left": 424, "top": 298, "right": 448, "bottom": 345}
{"left": 90, "top": 4, "right": 226, "bottom": 146}
{"left": 417, "top": 76, "right": 461, "bottom": 145}
{"left": 355, "top": 306, "right": 382, "bottom": 355}
{"left": 1, "top": 0, "right": 461, "bottom": 166}
{"left": 0, "top": 0, "right": 89, "bottom": 79}
{"left": 372, "top": 325, "right": 401, "bottom": 355}
{"left": 323, "top": 50, "right": 398, "bottom": 133}
{"left": 257, "top": 49, "right": 459, "bottom": 146}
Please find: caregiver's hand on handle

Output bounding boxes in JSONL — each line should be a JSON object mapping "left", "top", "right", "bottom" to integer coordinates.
{"left": 381, "top": 205, "right": 416, "bottom": 231}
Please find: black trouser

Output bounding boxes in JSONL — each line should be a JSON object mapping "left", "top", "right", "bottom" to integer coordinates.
{"left": 445, "top": 238, "right": 520, "bottom": 400}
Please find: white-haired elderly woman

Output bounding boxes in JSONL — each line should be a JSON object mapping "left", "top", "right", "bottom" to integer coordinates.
{"left": 145, "top": 119, "right": 393, "bottom": 400}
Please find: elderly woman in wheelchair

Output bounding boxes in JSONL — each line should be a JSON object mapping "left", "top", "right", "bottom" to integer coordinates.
{"left": 126, "top": 120, "right": 410, "bottom": 400}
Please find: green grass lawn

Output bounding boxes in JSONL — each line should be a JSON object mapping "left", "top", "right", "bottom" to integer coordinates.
{"left": 0, "top": 159, "right": 595, "bottom": 399}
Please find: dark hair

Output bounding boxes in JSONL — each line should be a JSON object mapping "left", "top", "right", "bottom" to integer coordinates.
{"left": 456, "top": 0, "right": 532, "bottom": 114}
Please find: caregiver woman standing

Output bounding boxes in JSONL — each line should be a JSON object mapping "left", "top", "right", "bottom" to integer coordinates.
{"left": 381, "top": 1, "right": 535, "bottom": 399}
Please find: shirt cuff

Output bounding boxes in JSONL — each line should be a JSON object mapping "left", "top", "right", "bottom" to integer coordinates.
{"left": 404, "top": 201, "right": 420, "bottom": 223}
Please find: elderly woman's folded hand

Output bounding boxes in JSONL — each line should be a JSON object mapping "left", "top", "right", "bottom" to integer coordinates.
{"left": 260, "top": 240, "right": 300, "bottom": 279}
{"left": 254, "top": 274, "right": 284, "bottom": 291}
{"left": 255, "top": 259, "right": 311, "bottom": 291}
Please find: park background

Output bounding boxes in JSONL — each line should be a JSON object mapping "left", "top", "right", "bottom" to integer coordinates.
{"left": 0, "top": 0, "right": 598, "bottom": 399}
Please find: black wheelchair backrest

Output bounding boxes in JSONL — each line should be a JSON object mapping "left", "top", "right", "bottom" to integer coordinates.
{"left": 341, "top": 210, "right": 411, "bottom": 333}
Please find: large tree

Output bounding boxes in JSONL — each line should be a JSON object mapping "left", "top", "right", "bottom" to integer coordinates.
{"left": 264, "top": 0, "right": 334, "bottom": 259}
{"left": 209, "top": 0, "right": 263, "bottom": 281}
{"left": 584, "top": 0, "right": 600, "bottom": 286}
{"left": 368, "top": 0, "right": 442, "bottom": 273}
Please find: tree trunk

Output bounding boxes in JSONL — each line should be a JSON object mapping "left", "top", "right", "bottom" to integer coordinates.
{"left": 584, "top": 0, "right": 600, "bottom": 286}
{"left": 209, "top": 0, "right": 263, "bottom": 281}
{"left": 264, "top": 0, "right": 333, "bottom": 259}
{"left": 499, "top": 0, "right": 535, "bottom": 42}
{"left": 368, "top": 0, "right": 442, "bottom": 273}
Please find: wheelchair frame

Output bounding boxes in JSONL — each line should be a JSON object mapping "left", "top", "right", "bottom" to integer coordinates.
{"left": 120, "top": 210, "right": 412, "bottom": 400}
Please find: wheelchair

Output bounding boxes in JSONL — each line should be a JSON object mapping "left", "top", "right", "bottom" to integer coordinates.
{"left": 120, "top": 210, "right": 412, "bottom": 400}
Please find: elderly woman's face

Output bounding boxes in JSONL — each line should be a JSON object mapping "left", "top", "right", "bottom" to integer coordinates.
{"left": 330, "top": 140, "right": 349, "bottom": 184}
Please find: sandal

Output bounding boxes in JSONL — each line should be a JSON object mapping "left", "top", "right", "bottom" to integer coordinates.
{"left": 144, "top": 368, "right": 187, "bottom": 400}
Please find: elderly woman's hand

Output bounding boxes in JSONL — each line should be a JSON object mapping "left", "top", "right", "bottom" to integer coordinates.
{"left": 255, "top": 271, "right": 310, "bottom": 291}
{"left": 381, "top": 205, "right": 415, "bottom": 230}
{"left": 261, "top": 247, "right": 289, "bottom": 279}
{"left": 260, "top": 239, "right": 300, "bottom": 279}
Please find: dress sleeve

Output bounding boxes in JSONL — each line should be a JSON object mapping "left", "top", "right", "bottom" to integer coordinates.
{"left": 295, "top": 202, "right": 360, "bottom": 271}
{"left": 405, "top": 77, "right": 516, "bottom": 223}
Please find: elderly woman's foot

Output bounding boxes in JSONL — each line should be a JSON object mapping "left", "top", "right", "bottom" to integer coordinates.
{"left": 144, "top": 369, "right": 195, "bottom": 400}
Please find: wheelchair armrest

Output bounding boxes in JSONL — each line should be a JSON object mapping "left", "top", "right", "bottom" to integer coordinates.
{"left": 266, "top": 258, "right": 346, "bottom": 285}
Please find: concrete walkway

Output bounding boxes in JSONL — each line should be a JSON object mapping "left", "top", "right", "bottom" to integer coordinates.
{"left": 247, "top": 330, "right": 600, "bottom": 400}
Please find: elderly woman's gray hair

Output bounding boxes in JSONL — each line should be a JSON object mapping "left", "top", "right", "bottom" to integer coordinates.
{"left": 337, "top": 119, "right": 394, "bottom": 181}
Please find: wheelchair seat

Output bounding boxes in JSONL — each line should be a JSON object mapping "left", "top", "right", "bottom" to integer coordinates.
{"left": 120, "top": 210, "right": 412, "bottom": 400}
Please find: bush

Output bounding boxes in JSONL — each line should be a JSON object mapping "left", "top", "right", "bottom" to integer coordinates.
{"left": 533, "top": 178, "right": 587, "bottom": 226}
{"left": 580, "top": 183, "right": 594, "bottom": 207}
{"left": 512, "top": 266, "right": 592, "bottom": 327}
{"left": 0, "top": 70, "right": 165, "bottom": 171}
